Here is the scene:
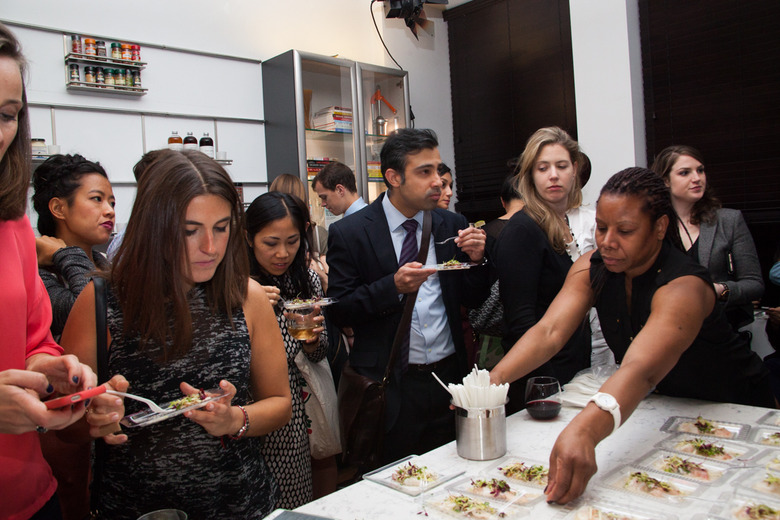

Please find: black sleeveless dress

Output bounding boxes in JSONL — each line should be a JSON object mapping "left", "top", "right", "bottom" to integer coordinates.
{"left": 98, "top": 285, "right": 278, "bottom": 520}
{"left": 592, "top": 241, "right": 773, "bottom": 407}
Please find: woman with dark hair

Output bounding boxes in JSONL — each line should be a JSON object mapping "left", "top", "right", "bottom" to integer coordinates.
{"left": 495, "top": 127, "right": 591, "bottom": 412}
{"left": 60, "top": 149, "right": 291, "bottom": 519}
{"left": 33, "top": 154, "right": 115, "bottom": 339}
{"left": 651, "top": 145, "right": 763, "bottom": 330}
{"left": 0, "top": 22, "right": 118, "bottom": 520}
{"left": 490, "top": 167, "right": 772, "bottom": 504}
{"left": 437, "top": 162, "right": 453, "bottom": 210}
{"left": 246, "top": 191, "right": 330, "bottom": 507}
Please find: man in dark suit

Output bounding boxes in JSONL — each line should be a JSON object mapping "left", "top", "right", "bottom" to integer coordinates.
{"left": 327, "top": 128, "right": 490, "bottom": 464}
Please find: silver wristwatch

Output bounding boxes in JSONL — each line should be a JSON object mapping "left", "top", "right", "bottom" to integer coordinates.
{"left": 589, "top": 392, "right": 621, "bottom": 435}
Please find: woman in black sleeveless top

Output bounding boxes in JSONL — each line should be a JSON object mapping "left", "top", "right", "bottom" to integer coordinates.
{"left": 490, "top": 167, "right": 773, "bottom": 505}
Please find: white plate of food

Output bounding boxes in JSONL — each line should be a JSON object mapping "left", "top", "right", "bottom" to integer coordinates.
{"left": 656, "top": 433, "right": 758, "bottom": 464}
{"left": 362, "top": 455, "right": 464, "bottom": 496}
{"left": 749, "top": 428, "right": 780, "bottom": 448}
{"left": 660, "top": 415, "right": 749, "bottom": 440}
{"left": 120, "top": 387, "right": 229, "bottom": 428}
{"left": 423, "top": 491, "right": 528, "bottom": 520}
{"left": 633, "top": 449, "right": 733, "bottom": 485}
{"left": 598, "top": 465, "right": 703, "bottom": 504}
{"left": 422, "top": 260, "right": 478, "bottom": 271}
{"left": 446, "top": 476, "right": 543, "bottom": 507}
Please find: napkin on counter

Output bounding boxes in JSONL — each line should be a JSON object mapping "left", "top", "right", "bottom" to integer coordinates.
{"left": 560, "top": 364, "right": 618, "bottom": 408}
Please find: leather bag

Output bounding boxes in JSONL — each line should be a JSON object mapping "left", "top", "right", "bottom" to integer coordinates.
{"left": 337, "top": 212, "right": 431, "bottom": 471}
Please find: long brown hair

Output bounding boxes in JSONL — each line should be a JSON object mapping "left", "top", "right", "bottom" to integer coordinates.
{"left": 111, "top": 150, "right": 248, "bottom": 359}
{"left": 650, "top": 145, "right": 720, "bottom": 225}
{"left": 513, "top": 127, "right": 582, "bottom": 253}
{"left": 0, "top": 23, "right": 31, "bottom": 221}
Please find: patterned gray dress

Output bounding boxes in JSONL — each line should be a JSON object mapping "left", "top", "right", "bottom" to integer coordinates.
{"left": 260, "top": 269, "right": 327, "bottom": 509}
{"left": 98, "top": 285, "right": 278, "bottom": 520}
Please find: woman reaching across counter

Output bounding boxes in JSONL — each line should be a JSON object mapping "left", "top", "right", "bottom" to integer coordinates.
{"left": 60, "top": 149, "right": 291, "bottom": 519}
{"left": 490, "top": 167, "right": 773, "bottom": 505}
{"left": 651, "top": 145, "right": 763, "bottom": 331}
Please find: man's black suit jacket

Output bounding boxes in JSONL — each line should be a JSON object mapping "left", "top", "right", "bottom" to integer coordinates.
{"left": 326, "top": 194, "right": 490, "bottom": 430}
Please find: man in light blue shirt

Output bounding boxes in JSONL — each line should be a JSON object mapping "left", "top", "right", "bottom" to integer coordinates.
{"left": 311, "top": 161, "right": 367, "bottom": 218}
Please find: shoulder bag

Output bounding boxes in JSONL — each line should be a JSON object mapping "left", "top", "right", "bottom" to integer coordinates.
{"left": 337, "top": 211, "right": 431, "bottom": 472}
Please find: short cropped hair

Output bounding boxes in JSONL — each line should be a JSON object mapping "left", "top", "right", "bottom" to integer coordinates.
{"left": 380, "top": 128, "right": 438, "bottom": 188}
{"left": 311, "top": 161, "right": 357, "bottom": 193}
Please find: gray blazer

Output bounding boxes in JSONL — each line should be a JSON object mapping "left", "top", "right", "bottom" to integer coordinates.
{"left": 698, "top": 208, "right": 764, "bottom": 321}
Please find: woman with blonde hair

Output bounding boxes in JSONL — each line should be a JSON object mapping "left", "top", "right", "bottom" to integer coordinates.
{"left": 495, "top": 127, "right": 591, "bottom": 413}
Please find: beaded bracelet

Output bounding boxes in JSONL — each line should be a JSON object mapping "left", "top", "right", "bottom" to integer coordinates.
{"left": 227, "top": 405, "right": 249, "bottom": 440}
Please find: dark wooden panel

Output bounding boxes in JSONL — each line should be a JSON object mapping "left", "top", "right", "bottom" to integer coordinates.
{"left": 445, "top": 0, "right": 576, "bottom": 222}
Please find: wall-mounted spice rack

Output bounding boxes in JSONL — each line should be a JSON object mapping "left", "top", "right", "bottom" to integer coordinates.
{"left": 63, "top": 35, "right": 148, "bottom": 96}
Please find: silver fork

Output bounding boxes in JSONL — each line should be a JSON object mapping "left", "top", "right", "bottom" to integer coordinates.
{"left": 435, "top": 235, "right": 458, "bottom": 245}
{"left": 106, "top": 390, "right": 167, "bottom": 413}
{"left": 435, "top": 221, "right": 486, "bottom": 245}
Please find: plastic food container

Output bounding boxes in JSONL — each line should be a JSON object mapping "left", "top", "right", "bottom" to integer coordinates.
{"left": 445, "top": 475, "right": 544, "bottom": 508}
{"left": 486, "top": 457, "right": 549, "bottom": 490}
{"left": 597, "top": 464, "right": 705, "bottom": 505}
{"left": 748, "top": 427, "right": 780, "bottom": 448}
{"left": 559, "top": 496, "right": 679, "bottom": 520}
{"left": 631, "top": 449, "right": 734, "bottom": 485}
{"left": 660, "top": 416, "right": 750, "bottom": 440}
{"left": 362, "top": 454, "right": 464, "bottom": 497}
{"left": 422, "top": 489, "right": 529, "bottom": 519}
{"left": 724, "top": 492, "right": 780, "bottom": 520}
{"left": 655, "top": 433, "right": 758, "bottom": 465}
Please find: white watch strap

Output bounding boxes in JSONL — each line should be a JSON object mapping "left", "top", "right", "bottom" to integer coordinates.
{"left": 591, "top": 392, "right": 621, "bottom": 435}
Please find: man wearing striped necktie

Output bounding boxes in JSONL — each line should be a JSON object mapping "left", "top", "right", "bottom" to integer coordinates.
{"left": 328, "top": 128, "right": 490, "bottom": 466}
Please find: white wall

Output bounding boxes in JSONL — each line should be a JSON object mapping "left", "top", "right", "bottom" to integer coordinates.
{"left": 2, "top": 0, "right": 456, "bottom": 222}
{"left": 569, "top": 0, "right": 645, "bottom": 205}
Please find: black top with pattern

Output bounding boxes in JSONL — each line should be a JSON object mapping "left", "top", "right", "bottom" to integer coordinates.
{"left": 592, "top": 241, "right": 772, "bottom": 407}
{"left": 98, "top": 285, "right": 278, "bottom": 520}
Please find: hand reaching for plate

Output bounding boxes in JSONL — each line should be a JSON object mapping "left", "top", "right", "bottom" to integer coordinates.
{"left": 182, "top": 380, "right": 238, "bottom": 437}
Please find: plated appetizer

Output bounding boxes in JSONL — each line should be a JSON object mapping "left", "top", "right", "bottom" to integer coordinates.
{"left": 572, "top": 506, "right": 646, "bottom": 520}
{"left": 498, "top": 462, "right": 549, "bottom": 486}
{"left": 391, "top": 462, "right": 438, "bottom": 486}
{"left": 167, "top": 389, "right": 207, "bottom": 410}
{"left": 655, "top": 455, "right": 720, "bottom": 481}
{"left": 755, "top": 474, "right": 780, "bottom": 496}
{"left": 623, "top": 471, "right": 684, "bottom": 498}
{"left": 431, "top": 494, "right": 504, "bottom": 520}
{"left": 733, "top": 503, "right": 780, "bottom": 519}
{"left": 468, "top": 479, "right": 518, "bottom": 502}
{"left": 761, "top": 432, "right": 780, "bottom": 447}
{"left": 678, "top": 416, "right": 734, "bottom": 438}
{"left": 674, "top": 437, "right": 735, "bottom": 461}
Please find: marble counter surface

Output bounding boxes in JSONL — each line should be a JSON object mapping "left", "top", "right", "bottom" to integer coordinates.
{"left": 267, "top": 395, "right": 778, "bottom": 519}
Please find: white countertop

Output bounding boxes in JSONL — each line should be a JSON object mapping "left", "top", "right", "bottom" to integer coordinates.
{"left": 267, "top": 395, "right": 778, "bottom": 519}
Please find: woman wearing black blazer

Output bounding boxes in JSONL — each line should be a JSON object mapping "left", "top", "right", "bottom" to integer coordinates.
{"left": 652, "top": 145, "right": 764, "bottom": 330}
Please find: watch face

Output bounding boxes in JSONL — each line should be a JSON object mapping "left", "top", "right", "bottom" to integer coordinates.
{"left": 595, "top": 393, "right": 617, "bottom": 409}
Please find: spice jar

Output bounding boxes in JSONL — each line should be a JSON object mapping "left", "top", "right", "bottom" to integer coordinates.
{"left": 111, "top": 43, "right": 122, "bottom": 60}
{"left": 115, "top": 68, "right": 126, "bottom": 87}
{"left": 131, "top": 45, "right": 141, "bottom": 61}
{"left": 84, "top": 66, "right": 96, "bottom": 84}
{"left": 96, "top": 40, "right": 107, "bottom": 60}
{"left": 199, "top": 133, "right": 215, "bottom": 158}
{"left": 95, "top": 67, "right": 105, "bottom": 86}
{"left": 84, "top": 38, "right": 96, "bottom": 56}
{"left": 104, "top": 69, "right": 115, "bottom": 88}
{"left": 71, "top": 35, "right": 82, "bottom": 54}
{"left": 131, "top": 70, "right": 142, "bottom": 88}
{"left": 183, "top": 132, "right": 198, "bottom": 151}
{"left": 121, "top": 44, "right": 132, "bottom": 61}
{"left": 69, "top": 64, "right": 80, "bottom": 83}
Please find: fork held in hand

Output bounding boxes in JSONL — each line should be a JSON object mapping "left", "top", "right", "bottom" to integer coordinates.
{"left": 435, "top": 235, "right": 458, "bottom": 245}
{"left": 435, "top": 221, "right": 485, "bottom": 245}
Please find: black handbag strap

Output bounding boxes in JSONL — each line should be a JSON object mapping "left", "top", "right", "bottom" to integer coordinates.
{"left": 90, "top": 276, "right": 109, "bottom": 517}
{"left": 382, "top": 211, "right": 432, "bottom": 385}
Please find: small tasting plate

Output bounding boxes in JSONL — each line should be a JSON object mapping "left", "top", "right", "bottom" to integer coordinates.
{"left": 748, "top": 427, "right": 780, "bottom": 448}
{"left": 597, "top": 465, "right": 704, "bottom": 505}
{"left": 282, "top": 297, "right": 338, "bottom": 310}
{"left": 660, "top": 416, "right": 750, "bottom": 440}
{"left": 655, "top": 433, "right": 758, "bottom": 464}
{"left": 486, "top": 457, "right": 549, "bottom": 489}
{"left": 362, "top": 455, "right": 464, "bottom": 497}
{"left": 422, "top": 262, "right": 477, "bottom": 271}
{"left": 446, "top": 475, "right": 544, "bottom": 507}
{"left": 725, "top": 492, "right": 780, "bottom": 520}
{"left": 632, "top": 449, "right": 734, "bottom": 485}
{"left": 558, "top": 495, "right": 679, "bottom": 520}
{"left": 758, "top": 411, "right": 780, "bottom": 428}
{"left": 736, "top": 468, "right": 780, "bottom": 500}
{"left": 422, "top": 489, "right": 529, "bottom": 520}
{"left": 119, "top": 388, "right": 229, "bottom": 428}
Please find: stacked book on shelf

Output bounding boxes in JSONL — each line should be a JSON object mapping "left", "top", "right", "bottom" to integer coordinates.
{"left": 307, "top": 158, "right": 337, "bottom": 179}
{"left": 312, "top": 106, "right": 353, "bottom": 133}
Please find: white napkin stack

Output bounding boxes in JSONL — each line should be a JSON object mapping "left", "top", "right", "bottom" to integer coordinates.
{"left": 446, "top": 366, "right": 509, "bottom": 409}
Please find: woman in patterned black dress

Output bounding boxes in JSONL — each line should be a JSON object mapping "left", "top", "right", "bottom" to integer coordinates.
{"left": 60, "top": 150, "right": 292, "bottom": 519}
{"left": 246, "top": 191, "right": 331, "bottom": 508}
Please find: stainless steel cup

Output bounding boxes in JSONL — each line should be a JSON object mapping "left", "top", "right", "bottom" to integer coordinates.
{"left": 454, "top": 402, "right": 507, "bottom": 460}
{"left": 137, "top": 510, "right": 187, "bottom": 520}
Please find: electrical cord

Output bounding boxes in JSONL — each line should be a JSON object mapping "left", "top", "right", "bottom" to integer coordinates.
{"left": 370, "top": 0, "right": 403, "bottom": 70}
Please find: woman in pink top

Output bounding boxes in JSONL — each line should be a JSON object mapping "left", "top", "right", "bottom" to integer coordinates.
{"left": 0, "top": 23, "right": 122, "bottom": 520}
